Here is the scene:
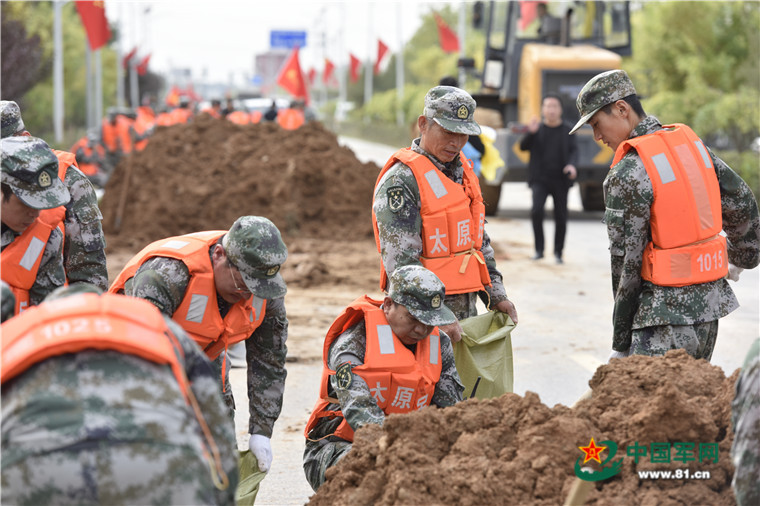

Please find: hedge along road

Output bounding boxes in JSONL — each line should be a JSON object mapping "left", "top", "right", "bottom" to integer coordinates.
{"left": 229, "top": 137, "right": 760, "bottom": 505}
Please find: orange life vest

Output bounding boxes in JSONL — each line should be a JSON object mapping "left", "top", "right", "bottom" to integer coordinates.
{"left": 132, "top": 106, "right": 155, "bottom": 151}
{"left": 115, "top": 115, "right": 134, "bottom": 154}
{"left": 109, "top": 231, "right": 266, "bottom": 359}
{"left": 0, "top": 293, "right": 191, "bottom": 402}
{"left": 304, "top": 295, "right": 442, "bottom": 442}
{"left": 101, "top": 118, "right": 118, "bottom": 152}
{"left": 226, "top": 110, "right": 252, "bottom": 125}
{"left": 70, "top": 138, "right": 103, "bottom": 176}
{"left": 612, "top": 124, "right": 727, "bottom": 286}
{"left": 372, "top": 149, "right": 490, "bottom": 294}
{"left": 249, "top": 110, "right": 263, "bottom": 124}
{"left": 169, "top": 107, "right": 193, "bottom": 125}
{"left": 277, "top": 109, "right": 305, "bottom": 130}
{"left": 155, "top": 112, "right": 174, "bottom": 127}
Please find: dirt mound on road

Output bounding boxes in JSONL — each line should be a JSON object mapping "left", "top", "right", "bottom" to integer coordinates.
{"left": 100, "top": 115, "right": 379, "bottom": 252}
{"left": 308, "top": 350, "right": 738, "bottom": 506}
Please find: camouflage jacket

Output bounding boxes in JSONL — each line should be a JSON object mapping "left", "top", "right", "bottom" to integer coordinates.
{"left": 125, "top": 253, "right": 288, "bottom": 437}
{"left": 603, "top": 116, "right": 760, "bottom": 351}
{"left": 1, "top": 317, "right": 238, "bottom": 505}
{"left": 61, "top": 163, "right": 108, "bottom": 290}
{"left": 309, "top": 319, "right": 464, "bottom": 438}
{"left": 373, "top": 139, "right": 509, "bottom": 319}
{"left": 1, "top": 225, "right": 66, "bottom": 306}
{"left": 731, "top": 338, "right": 760, "bottom": 506}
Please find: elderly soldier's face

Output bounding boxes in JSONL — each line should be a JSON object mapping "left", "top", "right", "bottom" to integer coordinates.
{"left": 1, "top": 193, "right": 40, "bottom": 233}
{"left": 384, "top": 299, "right": 435, "bottom": 346}
{"left": 211, "top": 245, "right": 252, "bottom": 303}
{"left": 419, "top": 117, "right": 469, "bottom": 163}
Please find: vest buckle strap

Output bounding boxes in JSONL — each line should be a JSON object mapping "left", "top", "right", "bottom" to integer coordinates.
{"left": 458, "top": 245, "right": 485, "bottom": 274}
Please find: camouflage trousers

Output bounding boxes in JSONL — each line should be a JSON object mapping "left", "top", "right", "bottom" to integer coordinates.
{"left": 303, "top": 436, "right": 352, "bottom": 492}
{"left": 1, "top": 442, "right": 234, "bottom": 505}
{"left": 630, "top": 321, "right": 719, "bottom": 361}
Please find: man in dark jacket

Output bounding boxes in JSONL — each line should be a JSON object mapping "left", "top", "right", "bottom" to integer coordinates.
{"left": 520, "top": 93, "right": 578, "bottom": 263}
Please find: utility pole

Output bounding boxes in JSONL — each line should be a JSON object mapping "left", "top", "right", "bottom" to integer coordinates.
{"left": 458, "top": 2, "right": 467, "bottom": 88}
{"left": 53, "top": 1, "right": 64, "bottom": 143}
{"left": 395, "top": 4, "right": 404, "bottom": 127}
{"left": 363, "top": 2, "right": 373, "bottom": 124}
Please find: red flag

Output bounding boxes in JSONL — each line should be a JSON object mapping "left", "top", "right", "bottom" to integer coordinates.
{"left": 122, "top": 47, "right": 137, "bottom": 70}
{"left": 323, "top": 58, "right": 335, "bottom": 85}
{"left": 434, "top": 13, "right": 460, "bottom": 53}
{"left": 349, "top": 53, "right": 361, "bottom": 83}
{"left": 519, "top": 1, "right": 540, "bottom": 30}
{"left": 276, "top": 47, "right": 310, "bottom": 104}
{"left": 374, "top": 39, "right": 390, "bottom": 75}
{"left": 136, "top": 54, "right": 151, "bottom": 75}
{"left": 75, "top": 1, "right": 111, "bottom": 50}
{"left": 307, "top": 68, "right": 316, "bottom": 86}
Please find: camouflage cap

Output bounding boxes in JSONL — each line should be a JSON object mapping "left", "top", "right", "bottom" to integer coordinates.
{"left": 222, "top": 216, "right": 288, "bottom": 299}
{"left": 45, "top": 283, "right": 103, "bottom": 302}
{"left": 570, "top": 69, "right": 637, "bottom": 134}
{"left": 0, "top": 100, "right": 26, "bottom": 138}
{"left": 388, "top": 265, "right": 456, "bottom": 327}
{"left": 1, "top": 280, "right": 15, "bottom": 323}
{"left": 1, "top": 136, "right": 70, "bottom": 210}
{"left": 423, "top": 86, "right": 481, "bottom": 136}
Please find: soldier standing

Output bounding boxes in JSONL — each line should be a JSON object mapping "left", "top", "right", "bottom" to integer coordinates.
{"left": 1, "top": 136, "right": 70, "bottom": 314}
{"left": 570, "top": 70, "right": 760, "bottom": 360}
{"left": 303, "top": 266, "right": 464, "bottom": 490}
{"left": 1, "top": 285, "right": 238, "bottom": 505}
{"left": 372, "top": 85, "right": 518, "bottom": 344}
{"left": 1, "top": 100, "right": 109, "bottom": 290}
{"left": 110, "top": 216, "right": 289, "bottom": 488}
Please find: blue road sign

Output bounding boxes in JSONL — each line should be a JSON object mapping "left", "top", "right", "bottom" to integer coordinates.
{"left": 270, "top": 30, "right": 307, "bottom": 49}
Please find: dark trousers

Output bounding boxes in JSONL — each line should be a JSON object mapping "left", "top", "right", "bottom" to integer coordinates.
{"left": 531, "top": 180, "right": 569, "bottom": 256}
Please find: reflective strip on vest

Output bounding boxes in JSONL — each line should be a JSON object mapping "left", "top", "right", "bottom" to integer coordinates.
{"left": 163, "top": 240, "right": 191, "bottom": 250}
{"left": 19, "top": 237, "right": 46, "bottom": 271}
{"left": 252, "top": 296, "right": 264, "bottom": 322}
{"left": 376, "top": 324, "right": 395, "bottom": 354}
{"left": 424, "top": 170, "right": 448, "bottom": 199}
{"left": 651, "top": 153, "right": 675, "bottom": 184}
{"left": 674, "top": 143, "right": 714, "bottom": 230}
{"left": 429, "top": 334, "right": 439, "bottom": 365}
{"left": 695, "top": 141, "right": 711, "bottom": 169}
{"left": 186, "top": 294, "right": 208, "bottom": 323}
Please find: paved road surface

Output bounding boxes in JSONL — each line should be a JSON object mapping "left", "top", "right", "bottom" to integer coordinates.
{"left": 230, "top": 136, "right": 759, "bottom": 505}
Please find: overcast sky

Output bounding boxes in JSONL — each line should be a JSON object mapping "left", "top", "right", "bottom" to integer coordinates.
{"left": 105, "top": 0, "right": 456, "bottom": 86}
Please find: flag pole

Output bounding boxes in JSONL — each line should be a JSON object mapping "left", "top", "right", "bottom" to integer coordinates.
{"left": 53, "top": 0, "right": 64, "bottom": 143}
{"left": 363, "top": 2, "right": 373, "bottom": 124}
{"left": 458, "top": 2, "right": 466, "bottom": 88}
{"left": 395, "top": 3, "right": 404, "bottom": 127}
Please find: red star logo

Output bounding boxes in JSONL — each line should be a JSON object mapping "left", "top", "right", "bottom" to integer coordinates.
{"left": 578, "top": 437, "right": 607, "bottom": 464}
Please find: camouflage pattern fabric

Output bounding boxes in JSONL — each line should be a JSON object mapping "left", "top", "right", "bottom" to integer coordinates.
{"left": 303, "top": 318, "right": 464, "bottom": 490}
{"left": 1, "top": 316, "right": 238, "bottom": 505}
{"left": 731, "top": 338, "right": 760, "bottom": 506}
{"left": 124, "top": 252, "right": 288, "bottom": 438}
{"left": 603, "top": 115, "right": 760, "bottom": 354}
{"left": 1, "top": 227, "right": 66, "bottom": 306}
{"left": 423, "top": 86, "right": 481, "bottom": 135}
{"left": 0, "top": 100, "right": 25, "bottom": 138}
{"left": 1, "top": 281, "right": 14, "bottom": 322}
{"left": 387, "top": 265, "right": 456, "bottom": 326}
{"left": 570, "top": 69, "right": 637, "bottom": 134}
{"left": 60, "top": 162, "right": 108, "bottom": 290}
{"left": 373, "top": 139, "right": 510, "bottom": 320}
{"left": 630, "top": 321, "right": 718, "bottom": 360}
{"left": 1, "top": 136, "right": 69, "bottom": 209}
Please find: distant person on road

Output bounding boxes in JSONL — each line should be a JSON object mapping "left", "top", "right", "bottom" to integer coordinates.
{"left": 571, "top": 69, "right": 760, "bottom": 361}
{"left": 263, "top": 100, "right": 278, "bottom": 122}
{"left": 373, "top": 85, "right": 518, "bottom": 345}
{"left": 1, "top": 136, "right": 70, "bottom": 315}
{"left": 1, "top": 100, "right": 109, "bottom": 290}
{"left": 109, "top": 216, "right": 289, "bottom": 494}
{"left": 520, "top": 93, "right": 578, "bottom": 263}
{"left": 1, "top": 285, "right": 238, "bottom": 505}
{"left": 303, "top": 266, "right": 464, "bottom": 491}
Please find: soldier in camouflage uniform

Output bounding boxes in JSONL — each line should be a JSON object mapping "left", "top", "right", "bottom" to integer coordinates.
{"left": 570, "top": 70, "right": 760, "bottom": 360}
{"left": 110, "top": 216, "right": 289, "bottom": 478}
{"left": 303, "top": 266, "right": 465, "bottom": 491}
{"left": 731, "top": 338, "right": 760, "bottom": 506}
{"left": 1, "top": 284, "right": 238, "bottom": 505}
{"left": 1, "top": 136, "right": 69, "bottom": 310}
{"left": 373, "top": 86, "right": 518, "bottom": 344}
{"left": 1, "top": 100, "right": 108, "bottom": 290}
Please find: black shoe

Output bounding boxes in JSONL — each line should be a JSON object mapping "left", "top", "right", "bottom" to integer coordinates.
{"left": 555, "top": 254, "right": 563, "bottom": 264}
{"left": 531, "top": 252, "right": 544, "bottom": 260}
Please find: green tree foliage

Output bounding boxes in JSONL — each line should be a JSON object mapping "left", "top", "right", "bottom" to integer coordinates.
{"left": 1, "top": 3, "right": 48, "bottom": 99}
{"left": 2, "top": 2, "right": 119, "bottom": 146}
{"left": 626, "top": 1, "right": 759, "bottom": 152}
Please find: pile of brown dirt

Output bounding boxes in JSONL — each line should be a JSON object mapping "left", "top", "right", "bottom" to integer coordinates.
{"left": 309, "top": 350, "right": 738, "bottom": 506}
{"left": 100, "top": 115, "right": 380, "bottom": 252}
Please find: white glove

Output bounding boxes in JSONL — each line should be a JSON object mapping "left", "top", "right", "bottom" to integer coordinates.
{"left": 248, "top": 434, "right": 272, "bottom": 472}
{"left": 727, "top": 264, "right": 744, "bottom": 282}
{"left": 608, "top": 349, "right": 630, "bottom": 362}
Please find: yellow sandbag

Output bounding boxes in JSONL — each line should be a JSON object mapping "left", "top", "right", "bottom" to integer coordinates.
{"left": 453, "top": 311, "right": 515, "bottom": 399}
{"left": 236, "top": 450, "right": 267, "bottom": 505}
